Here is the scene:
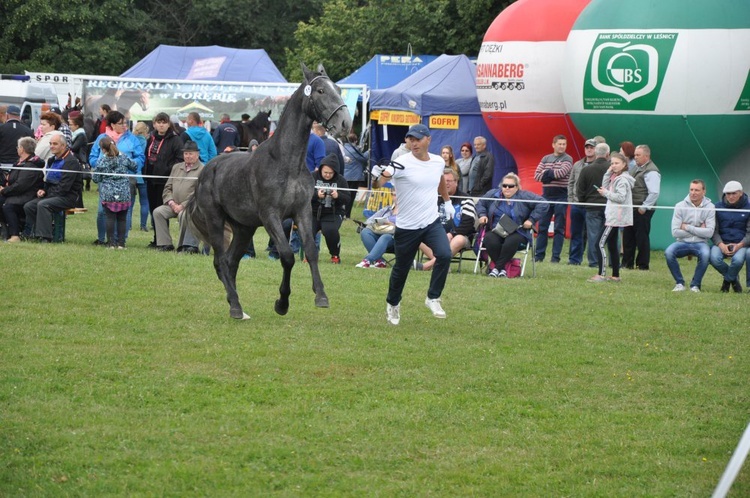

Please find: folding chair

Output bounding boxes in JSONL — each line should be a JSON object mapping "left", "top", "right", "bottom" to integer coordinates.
{"left": 473, "top": 226, "right": 536, "bottom": 277}
{"left": 451, "top": 236, "right": 478, "bottom": 273}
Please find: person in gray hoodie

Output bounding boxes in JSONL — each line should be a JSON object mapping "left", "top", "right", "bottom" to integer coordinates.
{"left": 588, "top": 152, "right": 635, "bottom": 282}
{"left": 664, "top": 180, "right": 715, "bottom": 292}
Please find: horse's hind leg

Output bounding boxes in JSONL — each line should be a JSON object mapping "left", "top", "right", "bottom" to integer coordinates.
{"left": 219, "top": 225, "right": 255, "bottom": 320}
{"left": 264, "top": 218, "right": 295, "bottom": 315}
{"left": 204, "top": 214, "right": 247, "bottom": 320}
{"left": 295, "top": 212, "right": 329, "bottom": 308}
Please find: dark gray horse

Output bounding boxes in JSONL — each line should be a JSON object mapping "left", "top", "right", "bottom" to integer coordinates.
{"left": 240, "top": 110, "right": 271, "bottom": 147}
{"left": 187, "top": 64, "right": 350, "bottom": 319}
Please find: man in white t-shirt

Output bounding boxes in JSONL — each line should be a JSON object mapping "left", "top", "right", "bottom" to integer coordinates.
{"left": 373, "top": 123, "right": 455, "bottom": 325}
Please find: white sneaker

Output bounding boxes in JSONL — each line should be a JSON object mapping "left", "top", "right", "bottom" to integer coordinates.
{"left": 355, "top": 259, "right": 371, "bottom": 268}
{"left": 425, "top": 297, "right": 446, "bottom": 318}
{"left": 386, "top": 303, "right": 400, "bottom": 325}
{"left": 690, "top": 286, "right": 701, "bottom": 293}
{"left": 672, "top": 283, "right": 685, "bottom": 292}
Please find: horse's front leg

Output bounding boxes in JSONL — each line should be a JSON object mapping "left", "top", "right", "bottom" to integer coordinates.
{"left": 264, "top": 217, "right": 295, "bottom": 315}
{"left": 295, "top": 211, "right": 329, "bottom": 308}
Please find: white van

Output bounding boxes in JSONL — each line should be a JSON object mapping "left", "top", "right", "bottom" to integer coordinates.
{"left": 0, "top": 74, "right": 59, "bottom": 130}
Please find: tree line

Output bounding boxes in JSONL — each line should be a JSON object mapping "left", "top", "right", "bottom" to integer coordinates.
{"left": 0, "top": 0, "right": 515, "bottom": 82}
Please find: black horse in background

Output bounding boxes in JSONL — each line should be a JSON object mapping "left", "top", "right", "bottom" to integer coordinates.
{"left": 187, "top": 64, "right": 350, "bottom": 319}
{"left": 239, "top": 110, "right": 272, "bottom": 147}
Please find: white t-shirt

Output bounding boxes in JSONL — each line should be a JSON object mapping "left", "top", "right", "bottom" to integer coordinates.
{"left": 390, "top": 152, "right": 444, "bottom": 229}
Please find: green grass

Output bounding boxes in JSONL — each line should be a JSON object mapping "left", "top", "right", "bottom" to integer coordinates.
{"left": 1, "top": 190, "right": 748, "bottom": 496}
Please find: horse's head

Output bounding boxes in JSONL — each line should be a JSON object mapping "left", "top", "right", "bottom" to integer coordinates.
{"left": 251, "top": 110, "right": 271, "bottom": 130}
{"left": 301, "top": 63, "right": 350, "bottom": 139}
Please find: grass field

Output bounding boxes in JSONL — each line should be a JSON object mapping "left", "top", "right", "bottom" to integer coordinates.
{"left": 1, "top": 190, "right": 748, "bottom": 496}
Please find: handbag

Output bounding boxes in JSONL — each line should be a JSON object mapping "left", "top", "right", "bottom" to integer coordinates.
{"left": 491, "top": 214, "right": 519, "bottom": 238}
{"left": 370, "top": 220, "right": 395, "bottom": 235}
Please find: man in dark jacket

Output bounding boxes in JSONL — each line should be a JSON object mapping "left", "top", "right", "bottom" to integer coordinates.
{"left": 23, "top": 132, "right": 82, "bottom": 242}
{"left": 468, "top": 136, "right": 495, "bottom": 197}
{"left": 213, "top": 114, "right": 240, "bottom": 153}
{"left": 709, "top": 181, "right": 750, "bottom": 293}
{"left": 576, "top": 143, "right": 611, "bottom": 267}
{"left": 0, "top": 105, "right": 33, "bottom": 169}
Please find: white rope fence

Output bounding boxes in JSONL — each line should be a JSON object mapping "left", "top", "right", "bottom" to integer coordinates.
{"left": 5, "top": 164, "right": 749, "bottom": 214}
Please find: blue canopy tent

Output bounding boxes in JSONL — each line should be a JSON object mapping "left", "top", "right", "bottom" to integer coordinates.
{"left": 121, "top": 45, "right": 287, "bottom": 82}
{"left": 369, "top": 54, "right": 516, "bottom": 187}
{"left": 337, "top": 54, "right": 438, "bottom": 90}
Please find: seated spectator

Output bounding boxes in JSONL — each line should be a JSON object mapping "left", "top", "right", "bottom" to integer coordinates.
{"left": 356, "top": 202, "right": 396, "bottom": 269}
{"left": 665, "top": 180, "right": 715, "bottom": 292}
{"left": 311, "top": 154, "right": 350, "bottom": 264}
{"left": 34, "top": 112, "right": 62, "bottom": 162}
{"left": 92, "top": 136, "right": 137, "bottom": 248}
{"left": 420, "top": 168, "right": 477, "bottom": 271}
{"left": 152, "top": 141, "right": 204, "bottom": 252}
{"left": 0, "top": 137, "right": 44, "bottom": 242}
{"left": 476, "top": 173, "right": 549, "bottom": 277}
{"left": 23, "top": 132, "right": 82, "bottom": 242}
{"left": 709, "top": 181, "right": 750, "bottom": 293}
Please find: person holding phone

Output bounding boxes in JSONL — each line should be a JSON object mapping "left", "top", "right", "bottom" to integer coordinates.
{"left": 588, "top": 152, "right": 634, "bottom": 283}
{"left": 575, "top": 142, "right": 611, "bottom": 267}
{"left": 709, "top": 181, "right": 750, "bottom": 293}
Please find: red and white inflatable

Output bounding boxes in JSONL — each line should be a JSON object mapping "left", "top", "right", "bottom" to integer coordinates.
{"left": 477, "top": 0, "right": 590, "bottom": 193}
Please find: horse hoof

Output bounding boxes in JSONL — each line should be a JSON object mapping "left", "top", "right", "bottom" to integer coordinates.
{"left": 230, "top": 309, "right": 248, "bottom": 320}
{"left": 315, "top": 296, "right": 330, "bottom": 308}
{"left": 274, "top": 299, "right": 289, "bottom": 316}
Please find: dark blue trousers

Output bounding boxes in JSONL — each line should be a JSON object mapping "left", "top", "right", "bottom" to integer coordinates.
{"left": 386, "top": 218, "right": 452, "bottom": 305}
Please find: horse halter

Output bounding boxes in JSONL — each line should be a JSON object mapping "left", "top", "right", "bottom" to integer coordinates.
{"left": 305, "top": 75, "right": 347, "bottom": 132}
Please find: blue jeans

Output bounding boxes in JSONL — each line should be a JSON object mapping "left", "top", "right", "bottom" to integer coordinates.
{"left": 387, "top": 218, "right": 452, "bottom": 305}
{"left": 128, "top": 182, "right": 149, "bottom": 229}
{"left": 535, "top": 194, "right": 567, "bottom": 262}
{"left": 97, "top": 201, "right": 131, "bottom": 243}
{"left": 709, "top": 245, "right": 748, "bottom": 284}
{"left": 585, "top": 209, "right": 605, "bottom": 267}
{"left": 665, "top": 241, "right": 710, "bottom": 288}
{"left": 360, "top": 228, "right": 394, "bottom": 262}
{"left": 568, "top": 204, "right": 586, "bottom": 264}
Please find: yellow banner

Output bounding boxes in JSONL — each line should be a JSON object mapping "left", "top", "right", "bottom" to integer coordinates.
{"left": 375, "top": 110, "right": 420, "bottom": 126}
{"left": 429, "top": 115, "right": 459, "bottom": 129}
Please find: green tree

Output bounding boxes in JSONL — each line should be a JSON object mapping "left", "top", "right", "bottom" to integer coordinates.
{"left": 286, "top": 0, "right": 516, "bottom": 81}
{"left": 156, "top": 0, "right": 326, "bottom": 77}
{"left": 0, "top": 0, "right": 154, "bottom": 75}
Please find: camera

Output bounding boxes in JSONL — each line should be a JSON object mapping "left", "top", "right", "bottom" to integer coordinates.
{"left": 323, "top": 188, "right": 333, "bottom": 208}
{"left": 728, "top": 244, "right": 735, "bottom": 252}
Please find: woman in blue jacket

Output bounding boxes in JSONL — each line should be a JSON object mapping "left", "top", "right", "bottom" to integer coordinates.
{"left": 88, "top": 110, "right": 145, "bottom": 245}
{"left": 476, "top": 173, "right": 549, "bottom": 277}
